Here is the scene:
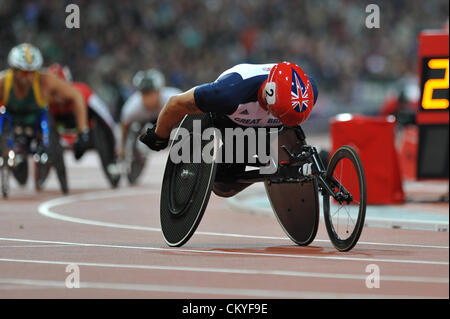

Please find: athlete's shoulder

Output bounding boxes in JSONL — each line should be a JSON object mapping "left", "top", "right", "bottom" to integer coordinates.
{"left": 218, "top": 63, "right": 276, "bottom": 80}
{"left": 122, "top": 91, "right": 142, "bottom": 109}
{"left": 72, "top": 82, "right": 93, "bottom": 98}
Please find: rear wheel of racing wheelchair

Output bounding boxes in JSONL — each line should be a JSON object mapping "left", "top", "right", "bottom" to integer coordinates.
{"left": 47, "top": 114, "right": 69, "bottom": 195}
{"left": 0, "top": 156, "right": 9, "bottom": 198}
{"left": 0, "top": 128, "right": 10, "bottom": 199}
{"left": 160, "top": 114, "right": 219, "bottom": 247}
{"left": 125, "top": 122, "right": 150, "bottom": 185}
{"left": 91, "top": 113, "right": 120, "bottom": 188}
{"left": 323, "top": 145, "right": 366, "bottom": 252}
{"left": 265, "top": 127, "right": 320, "bottom": 246}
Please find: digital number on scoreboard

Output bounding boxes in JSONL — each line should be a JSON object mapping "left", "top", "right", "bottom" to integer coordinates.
{"left": 420, "top": 57, "right": 449, "bottom": 110}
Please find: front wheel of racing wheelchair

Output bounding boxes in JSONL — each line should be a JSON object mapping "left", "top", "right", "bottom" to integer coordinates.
{"left": 159, "top": 114, "right": 366, "bottom": 251}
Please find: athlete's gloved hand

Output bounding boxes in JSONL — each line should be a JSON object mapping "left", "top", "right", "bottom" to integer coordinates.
{"left": 138, "top": 125, "right": 169, "bottom": 151}
{"left": 73, "top": 129, "right": 92, "bottom": 160}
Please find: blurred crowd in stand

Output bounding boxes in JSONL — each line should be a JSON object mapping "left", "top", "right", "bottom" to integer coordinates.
{"left": 1, "top": 0, "right": 448, "bottom": 121}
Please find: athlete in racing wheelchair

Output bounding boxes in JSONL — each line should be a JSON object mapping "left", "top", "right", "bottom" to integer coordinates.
{"left": 0, "top": 43, "right": 90, "bottom": 196}
{"left": 48, "top": 64, "right": 121, "bottom": 188}
{"left": 119, "top": 69, "right": 181, "bottom": 184}
{"left": 140, "top": 62, "right": 367, "bottom": 252}
{"left": 0, "top": 105, "right": 67, "bottom": 197}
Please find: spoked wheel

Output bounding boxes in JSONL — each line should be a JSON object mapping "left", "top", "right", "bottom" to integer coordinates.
{"left": 125, "top": 122, "right": 149, "bottom": 185}
{"left": 323, "top": 145, "right": 366, "bottom": 252}
{"left": 91, "top": 116, "right": 120, "bottom": 188}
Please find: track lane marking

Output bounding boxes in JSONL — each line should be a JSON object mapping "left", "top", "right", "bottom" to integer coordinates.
{"left": 0, "top": 278, "right": 440, "bottom": 299}
{"left": 0, "top": 237, "right": 448, "bottom": 265}
{"left": 0, "top": 258, "right": 447, "bottom": 283}
{"left": 37, "top": 189, "right": 449, "bottom": 250}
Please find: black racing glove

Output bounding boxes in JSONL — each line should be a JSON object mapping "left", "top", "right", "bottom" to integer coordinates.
{"left": 73, "top": 129, "right": 92, "bottom": 160}
{"left": 138, "top": 126, "right": 169, "bottom": 151}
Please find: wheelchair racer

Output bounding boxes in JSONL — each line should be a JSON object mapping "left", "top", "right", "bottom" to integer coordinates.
{"left": 48, "top": 63, "right": 120, "bottom": 186}
{"left": 119, "top": 69, "right": 182, "bottom": 158}
{"left": 139, "top": 62, "right": 318, "bottom": 196}
{"left": 0, "top": 43, "right": 91, "bottom": 160}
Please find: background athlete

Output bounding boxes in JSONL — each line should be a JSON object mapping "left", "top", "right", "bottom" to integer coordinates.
{"left": 0, "top": 43, "right": 91, "bottom": 159}
{"left": 119, "top": 68, "right": 182, "bottom": 158}
{"left": 48, "top": 63, "right": 121, "bottom": 187}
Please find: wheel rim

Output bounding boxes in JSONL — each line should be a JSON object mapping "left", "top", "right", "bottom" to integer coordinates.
{"left": 328, "top": 157, "right": 362, "bottom": 240}
{"left": 324, "top": 146, "right": 366, "bottom": 251}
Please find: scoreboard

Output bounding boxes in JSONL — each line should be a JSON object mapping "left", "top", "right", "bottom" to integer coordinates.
{"left": 416, "top": 30, "right": 449, "bottom": 179}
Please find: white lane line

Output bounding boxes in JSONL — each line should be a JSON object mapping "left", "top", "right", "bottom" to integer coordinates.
{"left": 37, "top": 189, "right": 449, "bottom": 250}
{"left": 0, "top": 258, "right": 447, "bottom": 284}
{"left": 0, "top": 245, "right": 71, "bottom": 249}
{"left": 0, "top": 237, "right": 448, "bottom": 266}
{"left": 0, "top": 278, "right": 435, "bottom": 299}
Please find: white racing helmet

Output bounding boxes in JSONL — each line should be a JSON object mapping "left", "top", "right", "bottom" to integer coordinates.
{"left": 132, "top": 69, "right": 165, "bottom": 92}
{"left": 8, "top": 43, "right": 43, "bottom": 71}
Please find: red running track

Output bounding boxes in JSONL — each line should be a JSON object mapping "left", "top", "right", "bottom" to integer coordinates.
{"left": 0, "top": 151, "right": 448, "bottom": 299}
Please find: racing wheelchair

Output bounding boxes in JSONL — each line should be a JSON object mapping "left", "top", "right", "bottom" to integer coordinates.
{"left": 51, "top": 108, "right": 121, "bottom": 189}
{"left": 159, "top": 114, "right": 367, "bottom": 252}
{"left": 0, "top": 106, "right": 68, "bottom": 198}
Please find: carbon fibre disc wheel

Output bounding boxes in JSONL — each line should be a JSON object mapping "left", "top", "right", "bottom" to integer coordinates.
{"left": 160, "top": 114, "right": 218, "bottom": 247}
{"left": 125, "top": 122, "right": 148, "bottom": 185}
{"left": 264, "top": 128, "right": 319, "bottom": 246}
{"left": 48, "top": 114, "right": 69, "bottom": 195}
{"left": 1, "top": 157, "right": 9, "bottom": 199}
{"left": 34, "top": 159, "right": 51, "bottom": 191}
{"left": 92, "top": 116, "right": 120, "bottom": 188}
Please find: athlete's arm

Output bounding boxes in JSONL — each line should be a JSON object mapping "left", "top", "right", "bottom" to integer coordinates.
{"left": 155, "top": 88, "right": 203, "bottom": 139}
{"left": 42, "top": 73, "right": 88, "bottom": 132}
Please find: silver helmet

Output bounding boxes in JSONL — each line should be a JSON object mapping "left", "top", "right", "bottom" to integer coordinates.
{"left": 132, "top": 69, "right": 165, "bottom": 92}
{"left": 8, "top": 43, "right": 43, "bottom": 71}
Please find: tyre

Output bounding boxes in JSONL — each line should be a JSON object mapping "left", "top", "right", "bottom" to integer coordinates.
{"left": 323, "top": 145, "right": 366, "bottom": 252}
{"left": 0, "top": 156, "right": 9, "bottom": 199}
{"left": 0, "top": 127, "right": 10, "bottom": 198}
{"left": 160, "top": 114, "right": 218, "bottom": 247}
{"left": 125, "top": 122, "right": 148, "bottom": 185}
{"left": 48, "top": 115, "right": 68, "bottom": 195}
{"left": 91, "top": 115, "right": 120, "bottom": 188}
